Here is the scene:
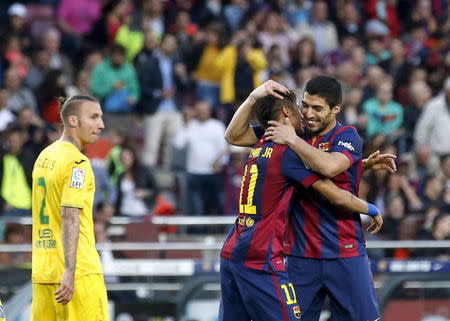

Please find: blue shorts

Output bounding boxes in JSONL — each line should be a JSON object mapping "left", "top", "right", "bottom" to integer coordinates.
{"left": 219, "top": 258, "right": 302, "bottom": 321}
{"left": 287, "top": 255, "right": 381, "bottom": 321}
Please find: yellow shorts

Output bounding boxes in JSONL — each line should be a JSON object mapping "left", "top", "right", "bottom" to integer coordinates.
{"left": 31, "top": 274, "right": 109, "bottom": 321}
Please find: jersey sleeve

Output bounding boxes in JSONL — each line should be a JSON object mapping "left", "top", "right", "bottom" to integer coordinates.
{"left": 252, "top": 125, "right": 265, "bottom": 139}
{"left": 60, "top": 157, "right": 91, "bottom": 208}
{"left": 281, "top": 147, "right": 322, "bottom": 187}
{"left": 328, "top": 127, "right": 362, "bottom": 165}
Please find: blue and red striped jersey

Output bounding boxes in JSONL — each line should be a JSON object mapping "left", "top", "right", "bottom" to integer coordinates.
{"left": 284, "top": 123, "right": 365, "bottom": 259}
{"left": 221, "top": 137, "right": 321, "bottom": 271}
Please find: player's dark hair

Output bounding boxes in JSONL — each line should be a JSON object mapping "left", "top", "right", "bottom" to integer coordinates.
{"left": 305, "top": 75, "right": 342, "bottom": 108}
{"left": 254, "top": 90, "right": 297, "bottom": 129}
{"left": 58, "top": 95, "right": 98, "bottom": 126}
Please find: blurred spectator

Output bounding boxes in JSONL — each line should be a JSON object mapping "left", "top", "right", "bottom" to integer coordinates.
{"left": 68, "top": 69, "right": 92, "bottom": 96}
{"left": 379, "top": 38, "right": 413, "bottom": 98}
{"left": 403, "top": 22, "right": 428, "bottom": 61}
{"left": 168, "top": 10, "right": 198, "bottom": 60}
{"left": 0, "top": 89, "right": 16, "bottom": 132}
{"left": 284, "top": 0, "right": 312, "bottom": 28}
{"left": 339, "top": 87, "right": 364, "bottom": 127}
{"left": 0, "top": 223, "right": 30, "bottom": 266}
{"left": 116, "top": 146, "right": 159, "bottom": 217}
{"left": 296, "top": 0, "right": 339, "bottom": 56}
{"left": 323, "top": 34, "right": 358, "bottom": 70}
{"left": 216, "top": 31, "right": 267, "bottom": 104}
{"left": 363, "top": 81, "right": 404, "bottom": 139}
{"left": 402, "top": 144, "right": 441, "bottom": 190}
{"left": 89, "top": 0, "right": 130, "bottom": 48}
{"left": 440, "top": 154, "right": 450, "bottom": 187}
{"left": 259, "top": 12, "right": 298, "bottom": 66}
{"left": 362, "top": 64, "right": 385, "bottom": 101}
{"left": 393, "top": 215, "right": 420, "bottom": 259}
{"left": 24, "top": 50, "right": 51, "bottom": 90}
{"left": 57, "top": 0, "right": 102, "bottom": 56}
{"left": 399, "top": 80, "right": 432, "bottom": 153}
{"left": 3, "top": 34, "right": 29, "bottom": 79}
{"left": 134, "top": 29, "right": 158, "bottom": 69}
{"left": 114, "top": 16, "right": 145, "bottom": 62}
{"left": 4, "top": 67, "right": 37, "bottom": 114}
{"left": 140, "top": 0, "right": 165, "bottom": 40}
{"left": 414, "top": 77, "right": 450, "bottom": 156}
{"left": 366, "top": 37, "right": 391, "bottom": 65}
{"left": 0, "top": 3, "right": 32, "bottom": 54}
{"left": 365, "top": 1, "right": 400, "bottom": 37}
{"left": 290, "top": 36, "right": 318, "bottom": 73}
{"left": 336, "top": 1, "right": 364, "bottom": 42}
{"left": 90, "top": 44, "right": 140, "bottom": 130}
{"left": 41, "top": 29, "right": 74, "bottom": 85}
{"left": 222, "top": 145, "right": 248, "bottom": 215}
{"left": 420, "top": 175, "right": 445, "bottom": 209}
{"left": 16, "top": 107, "right": 47, "bottom": 157}
{"left": 95, "top": 201, "right": 115, "bottom": 223}
{"left": 191, "top": 22, "right": 225, "bottom": 108}
{"left": 224, "top": 0, "right": 248, "bottom": 32}
{"left": 415, "top": 213, "right": 450, "bottom": 259}
{"left": 106, "top": 128, "right": 127, "bottom": 186}
{"left": 380, "top": 195, "right": 406, "bottom": 241}
{"left": 92, "top": 159, "right": 117, "bottom": 209}
{"left": 0, "top": 126, "right": 34, "bottom": 216}
{"left": 407, "top": 0, "right": 438, "bottom": 33}
{"left": 172, "top": 101, "right": 226, "bottom": 215}
{"left": 36, "top": 69, "right": 68, "bottom": 124}
{"left": 139, "top": 34, "right": 187, "bottom": 168}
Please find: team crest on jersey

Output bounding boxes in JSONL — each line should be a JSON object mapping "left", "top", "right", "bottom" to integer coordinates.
{"left": 245, "top": 217, "right": 254, "bottom": 227}
{"left": 318, "top": 142, "right": 330, "bottom": 151}
{"left": 293, "top": 305, "right": 301, "bottom": 319}
{"left": 70, "top": 167, "right": 86, "bottom": 189}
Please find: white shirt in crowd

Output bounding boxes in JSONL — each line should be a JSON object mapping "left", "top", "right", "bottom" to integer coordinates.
{"left": 172, "top": 118, "right": 226, "bottom": 175}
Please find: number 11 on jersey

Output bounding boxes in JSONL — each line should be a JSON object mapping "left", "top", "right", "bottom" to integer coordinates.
{"left": 239, "top": 164, "right": 259, "bottom": 214}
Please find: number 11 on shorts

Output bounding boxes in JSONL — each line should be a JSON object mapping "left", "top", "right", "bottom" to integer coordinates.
{"left": 281, "top": 283, "right": 297, "bottom": 305}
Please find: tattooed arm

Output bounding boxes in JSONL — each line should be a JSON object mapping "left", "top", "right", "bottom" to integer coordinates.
{"left": 55, "top": 206, "right": 80, "bottom": 304}
{"left": 311, "top": 179, "right": 383, "bottom": 234}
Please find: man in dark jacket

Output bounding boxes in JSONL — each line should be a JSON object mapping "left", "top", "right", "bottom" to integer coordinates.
{"left": 139, "top": 33, "right": 188, "bottom": 169}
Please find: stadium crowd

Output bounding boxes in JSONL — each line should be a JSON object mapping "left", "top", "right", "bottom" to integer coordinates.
{"left": 0, "top": 0, "right": 449, "bottom": 262}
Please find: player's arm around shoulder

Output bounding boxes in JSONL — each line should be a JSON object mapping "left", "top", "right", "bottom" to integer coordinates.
{"left": 266, "top": 119, "right": 353, "bottom": 177}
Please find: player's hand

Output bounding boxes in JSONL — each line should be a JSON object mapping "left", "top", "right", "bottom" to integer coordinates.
{"left": 367, "top": 214, "right": 383, "bottom": 234}
{"left": 55, "top": 270, "right": 75, "bottom": 305}
{"left": 265, "top": 117, "right": 296, "bottom": 145}
{"left": 249, "top": 80, "right": 289, "bottom": 101}
{"left": 363, "top": 150, "right": 397, "bottom": 173}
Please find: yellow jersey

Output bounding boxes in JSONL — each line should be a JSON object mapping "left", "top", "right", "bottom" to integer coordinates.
{"left": 31, "top": 141, "right": 103, "bottom": 284}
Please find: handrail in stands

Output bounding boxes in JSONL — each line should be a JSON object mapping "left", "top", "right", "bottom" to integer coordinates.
{"left": 1, "top": 240, "right": 450, "bottom": 252}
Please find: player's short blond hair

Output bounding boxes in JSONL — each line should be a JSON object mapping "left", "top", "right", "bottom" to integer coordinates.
{"left": 58, "top": 95, "right": 98, "bottom": 126}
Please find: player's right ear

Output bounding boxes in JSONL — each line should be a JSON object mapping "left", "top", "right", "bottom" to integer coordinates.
{"left": 67, "top": 115, "right": 78, "bottom": 128}
{"left": 281, "top": 106, "right": 291, "bottom": 117}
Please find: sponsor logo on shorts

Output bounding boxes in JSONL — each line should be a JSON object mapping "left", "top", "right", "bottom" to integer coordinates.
{"left": 344, "top": 244, "right": 354, "bottom": 249}
{"left": 293, "top": 305, "right": 301, "bottom": 319}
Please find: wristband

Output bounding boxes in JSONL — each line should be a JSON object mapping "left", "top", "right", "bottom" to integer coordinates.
{"left": 367, "top": 203, "right": 379, "bottom": 217}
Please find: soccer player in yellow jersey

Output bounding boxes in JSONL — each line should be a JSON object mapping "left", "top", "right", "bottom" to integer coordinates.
{"left": 31, "top": 95, "right": 109, "bottom": 321}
